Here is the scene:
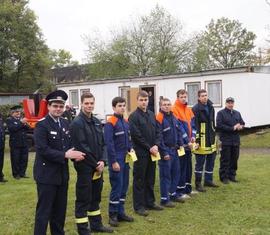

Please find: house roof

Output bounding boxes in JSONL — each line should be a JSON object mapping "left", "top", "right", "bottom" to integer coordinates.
{"left": 56, "top": 65, "right": 270, "bottom": 88}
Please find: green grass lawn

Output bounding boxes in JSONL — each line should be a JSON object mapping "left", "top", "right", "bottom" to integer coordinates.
{"left": 241, "top": 129, "right": 270, "bottom": 148}
{"left": 0, "top": 152, "right": 270, "bottom": 235}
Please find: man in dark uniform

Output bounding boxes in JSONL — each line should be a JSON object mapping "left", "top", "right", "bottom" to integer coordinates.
{"left": 6, "top": 105, "right": 30, "bottom": 179}
{"left": 62, "top": 105, "right": 73, "bottom": 123}
{"left": 0, "top": 112, "right": 7, "bottom": 182}
{"left": 192, "top": 89, "right": 219, "bottom": 192}
{"left": 216, "top": 97, "right": 245, "bottom": 184}
{"left": 129, "top": 90, "right": 162, "bottom": 217}
{"left": 33, "top": 90, "right": 85, "bottom": 235}
{"left": 70, "top": 92, "right": 113, "bottom": 235}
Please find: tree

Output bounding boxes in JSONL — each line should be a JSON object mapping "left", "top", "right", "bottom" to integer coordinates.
{"left": 85, "top": 5, "right": 192, "bottom": 78}
{"left": 49, "top": 49, "right": 78, "bottom": 68}
{"left": 0, "top": 0, "right": 53, "bottom": 92}
{"left": 202, "top": 17, "right": 256, "bottom": 69}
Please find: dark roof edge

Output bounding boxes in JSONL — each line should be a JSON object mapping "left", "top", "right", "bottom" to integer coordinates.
{"left": 56, "top": 66, "right": 269, "bottom": 88}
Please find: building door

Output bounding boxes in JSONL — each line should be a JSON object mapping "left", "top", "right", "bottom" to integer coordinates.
{"left": 140, "top": 85, "right": 156, "bottom": 113}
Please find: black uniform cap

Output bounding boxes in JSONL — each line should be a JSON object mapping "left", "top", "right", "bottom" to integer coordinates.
{"left": 46, "top": 90, "right": 68, "bottom": 104}
{"left": 225, "top": 97, "right": 235, "bottom": 103}
{"left": 10, "top": 105, "right": 22, "bottom": 112}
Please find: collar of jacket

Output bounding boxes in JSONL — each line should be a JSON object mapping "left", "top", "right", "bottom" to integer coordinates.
{"left": 174, "top": 99, "right": 188, "bottom": 109}
{"left": 114, "top": 113, "right": 124, "bottom": 119}
{"left": 79, "top": 111, "right": 94, "bottom": 123}
{"left": 160, "top": 110, "right": 173, "bottom": 117}
{"left": 136, "top": 107, "right": 149, "bottom": 115}
{"left": 225, "top": 107, "right": 234, "bottom": 113}
{"left": 197, "top": 99, "right": 213, "bottom": 111}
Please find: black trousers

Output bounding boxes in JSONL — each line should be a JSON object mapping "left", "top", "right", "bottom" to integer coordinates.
{"left": 219, "top": 145, "right": 240, "bottom": 180}
{"left": 10, "top": 146, "right": 28, "bottom": 177}
{"left": 34, "top": 182, "right": 68, "bottom": 235}
{"left": 0, "top": 147, "right": 4, "bottom": 179}
{"left": 133, "top": 153, "right": 156, "bottom": 211}
{"left": 75, "top": 170, "right": 103, "bottom": 230}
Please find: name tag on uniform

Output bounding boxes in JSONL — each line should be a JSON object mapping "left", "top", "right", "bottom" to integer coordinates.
{"left": 178, "top": 147, "right": 185, "bottom": 157}
{"left": 151, "top": 152, "right": 161, "bottom": 161}
{"left": 50, "top": 131, "right": 57, "bottom": 135}
{"left": 125, "top": 151, "right": 137, "bottom": 163}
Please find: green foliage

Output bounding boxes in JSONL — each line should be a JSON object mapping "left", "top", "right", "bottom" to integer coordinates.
{"left": 0, "top": 0, "right": 53, "bottom": 92}
{"left": 201, "top": 17, "right": 256, "bottom": 69}
{"left": 49, "top": 49, "right": 79, "bottom": 69}
{"left": 86, "top": 5, "right": 191, "bottom": 78}
{"left": 0, "top": 104, "right": 12, "bottom": 121}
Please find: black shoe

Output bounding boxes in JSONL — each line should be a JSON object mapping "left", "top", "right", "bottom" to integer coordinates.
{"left": 204, "top": 181, "right": 219, "bottom": 187}
{"left": 20, "top": 175, "right": 29, "bottom": 178}
{"left": 146, "top": 204, "right": 164, "bottom": 211}
{"left": 161, "top": 201, "right": 175, "bottom": 208}
{"left": 109, "top": 214, "right": 119, "bottom": 227}
{"left": 171, "top": 197, "right": 185, "bottom": 203}
{"left": 14, "top": 176, "right": 20, "bottom": 180}
{"left": 0, "top": 178, "right": 8, "bottom": 183}
{"left": 135, "top": 208, "right": 149, "bottom": 216}
{"left": 221, "top": 179, "right": 230, "bottom": 184}
{"left": 91, "top": 225, "right": 114, "bottom": 233}
{"left": 118, "top": 214, "right": 134, "bottom": 222}
{"left": 229, "top": 177, "right": 239, "bottom": 183}
{"left": 195, "top": 183, "right": 206, "bottom": 192}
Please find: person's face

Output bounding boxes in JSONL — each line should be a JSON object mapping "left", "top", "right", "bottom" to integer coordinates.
{"left": 81, "top": 97, "right": 95, "bottom": 114}
{"left": 113, "top": 102, "right": 126, "bottom": 115}
{"left": 148, "top": 91, "right": 152, "bottom": 96}
{"left": 48, "top": 102, "right": 65, "bottom": 118}
{"left": 137, "top": 96, "right": 149, "bottom": 110}
{"left": 198, "top": 92, "right": 208, "bottom": 104}
{"left": 12, "top": 111, "right": 21, "bottom": 119}
{"left": 178, "top": 93, "right": 188, "bottom": 104}
{"left": 225, "top": 101, "right": 234, "bottom": 110}
{"left": 160, "top": 100, "right": 172, "bottom": 113}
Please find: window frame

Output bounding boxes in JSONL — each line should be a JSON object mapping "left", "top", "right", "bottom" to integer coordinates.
{"left": 118, "top": 86, "right": 131, "bottom": 112}
{"left": 69, "top": 89, "right": 79, "bottom": 107}
{"left": 205, "top": 80, "right": 222, "bottom": 107}
{"left": 184, "top": 81, "right": 201, "bottom": 107}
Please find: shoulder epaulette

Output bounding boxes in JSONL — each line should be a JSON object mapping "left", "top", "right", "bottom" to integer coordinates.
{"left": 107, "top": 116, "right": 118, "bottom": 126}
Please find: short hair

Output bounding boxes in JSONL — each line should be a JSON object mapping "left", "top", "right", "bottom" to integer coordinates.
{"left": 81, "top": 92, "right": 95, "bottom": 103}
{"left": 112, "top": 97, "right": 126, "bottom": 107}
{"left": 137, "top": 90, "right": 149, "bottom": 100}
{"left": 198, "top": 89, "right": 207, "bottom": 97}
{"left": 159, "top": 97, "right": 171, "bottom": 107}
{"left": 176, "top": 89, "right": 187, "bottom": 97}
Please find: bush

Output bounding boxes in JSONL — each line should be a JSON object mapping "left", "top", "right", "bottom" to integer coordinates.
{"left": 0, "top": 104, "right": 13, "bottom": 121}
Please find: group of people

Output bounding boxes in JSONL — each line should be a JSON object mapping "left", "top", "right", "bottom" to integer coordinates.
{"left": 0, "top": 87, "right": 245, "bottom": 235}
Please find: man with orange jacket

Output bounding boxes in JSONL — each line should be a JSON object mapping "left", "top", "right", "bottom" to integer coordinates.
{"left": 172, "top": 89, "right": 197, "bottom": 197}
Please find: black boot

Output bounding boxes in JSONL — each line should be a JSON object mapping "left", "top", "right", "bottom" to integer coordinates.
{"left": 195, "top": 177, "right": 206, "bottom": 192}
{"left": 77, "top": 222, "right": 91, "bottom": 235}
{"left": 109, "top": 213, "right": 119, "bottom": 227}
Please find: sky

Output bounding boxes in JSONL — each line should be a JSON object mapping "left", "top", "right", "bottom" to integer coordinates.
{"left": 28, "top": 0, "right": 270, "bottom": 63}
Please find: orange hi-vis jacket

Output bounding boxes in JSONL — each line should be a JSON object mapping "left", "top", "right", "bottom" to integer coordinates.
{"left": 172, "top": 99, "right": 196, "bottom": 144}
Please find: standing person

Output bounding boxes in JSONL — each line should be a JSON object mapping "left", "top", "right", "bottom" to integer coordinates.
{"left": 33, "top": 90, "right": 85, "bottom": 235}
{"left": 172, "top": 89, "right": 197, "bottom": 198}
{"left": 104, "top": 97, "right": 134, "bottom": 227}
{"left": 0, "top": 112, "right": 7, "bottom": 183}
{"left": 70, "top": 92, "right": 113, "bottom": 235}
{"left": 156, "top": 98, "right": 184, "bottom": 207}
{"left": 129, "top": 90, "right": 163, "bottom": 216}
{"left": 216, "top": 97, "right": 245, "bottom": 184}
{"left": 62, "top": 105, "right": 73, "bottom": 123}
{"left": 192, "top": 89, "right": 219, "bottom": 192}
{"left": 6, "top": 105, "right": 30, "bottom": 179}
{"left": 147, "top": 91, "right": 155, "bottom": 113}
